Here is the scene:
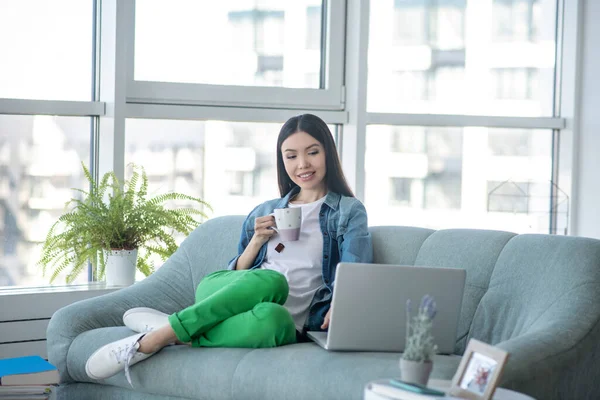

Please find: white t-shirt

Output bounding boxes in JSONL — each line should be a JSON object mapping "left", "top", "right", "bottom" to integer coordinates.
{"left": 260, "top": 196, "right": 326, "bottom": 331}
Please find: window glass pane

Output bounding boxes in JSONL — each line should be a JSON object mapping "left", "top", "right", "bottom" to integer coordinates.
{"left": 368, "top": 0, "right": 556, "bottom": 116}
{"left": 126, "top": 119, "right": 337, "bottom": 217}
{"left": 0, "top": 116, "right": 91, "bottom": 288}
{"left": 125, "top": 119, "right": 279, "bottom": 218}
{"left": 0, "top": 1, "right": 93, "bottom": 101}
{"left": 365, "top": 125, "right": 559, "bottom": 233}
{"left": 135, "top": 1, "right": 323, "bottom": 89}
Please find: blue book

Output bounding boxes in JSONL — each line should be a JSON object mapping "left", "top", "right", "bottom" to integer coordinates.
{"left": 0, "top": 356, "right": 58, "bottom": 385}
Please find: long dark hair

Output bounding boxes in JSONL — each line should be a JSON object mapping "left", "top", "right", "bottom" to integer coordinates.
{"left": 276, "top": 114, "right": 354, "bottom": 198}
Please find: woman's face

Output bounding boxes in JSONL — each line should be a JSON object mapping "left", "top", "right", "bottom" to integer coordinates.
{"left": 281, "top": 131, "right": 327, "bottom": 193}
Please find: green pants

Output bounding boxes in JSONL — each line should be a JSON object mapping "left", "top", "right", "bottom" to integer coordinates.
{"left": 167, "top": 269, "right": 297, "bottom": 348}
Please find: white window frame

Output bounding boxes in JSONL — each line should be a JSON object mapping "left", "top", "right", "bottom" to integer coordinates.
{"left": 553, "top": 0, "right": 581, "bottom": 236}
{"left": 125, "top": 103, "right": 347, "bottom": 124}
{"left": 366, "top": 114, "right": 565, "bottom": 130}
{"left": 124, "top": 0, "right": 347, "bottom": 110}
{"left": 0, "top": 99, "right": 104, "bottom": 117}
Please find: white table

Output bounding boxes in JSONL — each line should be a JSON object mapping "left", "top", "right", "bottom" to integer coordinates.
{"left": 364, "top": 379, "right": 535, "bottom": 400}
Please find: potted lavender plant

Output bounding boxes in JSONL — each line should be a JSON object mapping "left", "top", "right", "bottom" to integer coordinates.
{"left": 400, "top": 294, "right": 438, "bottom": 385}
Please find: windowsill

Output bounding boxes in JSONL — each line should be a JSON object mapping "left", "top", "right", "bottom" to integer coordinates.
{"left": 0, "top": 282, "right": 126, "bottom": 296}
{"left": 0, "top": 282, "right": 125, "bottom": 322}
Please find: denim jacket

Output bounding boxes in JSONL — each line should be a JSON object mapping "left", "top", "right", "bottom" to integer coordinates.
{"left": 227, "top": 187, "right": 373, "bottom": 332}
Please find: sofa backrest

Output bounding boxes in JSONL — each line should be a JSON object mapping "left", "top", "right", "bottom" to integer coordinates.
{"left": 184, "top": 215, "right": 244, "bottom": 284}
{"left": 176, "top": 216, "right": 600, "bottom": 356}
{"left": 371, "top": 226, "right": 600, "bottom": 355}
{"left": 471, "top": 234, "right": 600, "bottom": 351}
{"left": 371, "top": 226, "right": 516, "bottom": 353}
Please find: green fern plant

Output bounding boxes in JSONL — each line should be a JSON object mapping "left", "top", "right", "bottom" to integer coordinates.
{"left": 38, "top": 162, "right": 211, "bottom": 283}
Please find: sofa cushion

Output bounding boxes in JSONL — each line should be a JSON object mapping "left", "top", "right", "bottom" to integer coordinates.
{"left": 67, "top": 327, "right": 255, "bottom": 399}
{"left": 229, "top": 344, "right": 461, "bottom": 400}
{"left": 370, "top": 226, "right": 434, "bottom": 265}
{"left": 65, "top": 327, "right": 461, "bottom": 400}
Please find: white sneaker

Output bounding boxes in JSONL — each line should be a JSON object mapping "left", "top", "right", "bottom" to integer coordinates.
{"left": 123, "top": 307, "right": 170, "bottom": 333}
{"left": 85, "top": 333, "right": 154, "bottom": 386}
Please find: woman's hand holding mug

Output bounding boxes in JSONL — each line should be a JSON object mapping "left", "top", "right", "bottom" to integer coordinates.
{"left": 251, "top": 215, "right": 277, "bottom": 246}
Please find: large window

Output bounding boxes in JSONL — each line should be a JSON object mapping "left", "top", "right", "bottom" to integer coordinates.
{"left": 0, "top": 0, "right": 94, "bottom": 287}
{"left": 0, "top": 0, "right": 95, "bottom": 288}
{"left": 0, "top": 0, "right": 575, "bottom": 290}
{"left": 0, "top": 0, "right": 93, "bottom": 101}
{"left": 365, "top": 0, "right": 562, "bottom": 233}
{"left": 129, "top": 0, "right": 344, "bottom": 110}
{"left": 367, "top": 0, "right": 557, "bottom": 116}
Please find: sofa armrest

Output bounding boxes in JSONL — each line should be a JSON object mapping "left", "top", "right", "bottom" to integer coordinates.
{"left": 47, "top": 246, "right": 196, "bottom": 383}
{"left": 496, "top": 329, "right": 561, "bottom": 382}
{"left": 494, "top": 317, "right": 600, "bottom": 399}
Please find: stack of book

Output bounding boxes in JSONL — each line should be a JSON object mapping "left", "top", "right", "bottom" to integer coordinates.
{"left": 365, "top": 379, "right": 461, "bottom": 400}
{"left": 0, "top": 356, "right": 59, "bottom": 399}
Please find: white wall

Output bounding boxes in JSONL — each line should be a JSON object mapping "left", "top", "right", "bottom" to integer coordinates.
{"left": 574, "top": 0, "right": 600, "bottom": 239}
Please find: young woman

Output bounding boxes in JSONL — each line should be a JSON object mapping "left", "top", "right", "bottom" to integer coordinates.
{"left": 85, "top": 113, "right": 373, "bottom": 385}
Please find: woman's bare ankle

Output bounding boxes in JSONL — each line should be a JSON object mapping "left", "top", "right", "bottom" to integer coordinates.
{"left": 138, "top": 325, "right": 180, "bottom": 353}
{"left": 138, "top": 332, "right": 163, "bottom": 354}
{"left": 138, "top": 331, "right": 172, "bottom": 353}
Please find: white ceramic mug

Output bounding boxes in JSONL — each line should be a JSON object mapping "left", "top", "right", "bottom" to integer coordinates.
{"left": 272, "top": 207, "right": 302, "bottom": 241}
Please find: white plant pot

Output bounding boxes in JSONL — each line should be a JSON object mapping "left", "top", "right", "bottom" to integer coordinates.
{"left": 400, "top": 358, "right": 433, "bottom": 386}
{"left": 104, "top": 249, "right": 138, "bottom": 286}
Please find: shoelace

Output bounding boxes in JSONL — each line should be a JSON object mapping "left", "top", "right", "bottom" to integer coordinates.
{"left": 110, "top": 336, "right": 143, "bottom": 387}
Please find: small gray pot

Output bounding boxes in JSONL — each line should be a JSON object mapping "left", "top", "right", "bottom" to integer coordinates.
{"left": 399, "top": 358, "right": 433, "bottom": 386}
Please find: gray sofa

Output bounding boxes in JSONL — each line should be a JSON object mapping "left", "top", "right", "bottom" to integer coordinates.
{"left": 47, "top": 216, "right": 600, "bottom": 400}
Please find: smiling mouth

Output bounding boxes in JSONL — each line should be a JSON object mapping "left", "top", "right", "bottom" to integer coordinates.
{"left": 298, "top": 172, "right": 315, "bottom": 179}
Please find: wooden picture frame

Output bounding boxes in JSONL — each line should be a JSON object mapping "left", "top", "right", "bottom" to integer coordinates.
{"left": 448, "top": 339, "right": 510, "bottom": 400}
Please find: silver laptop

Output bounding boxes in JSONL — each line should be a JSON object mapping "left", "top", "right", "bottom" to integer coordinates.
{"left": 306, "top": 263, "right": 466, "bottom": 353}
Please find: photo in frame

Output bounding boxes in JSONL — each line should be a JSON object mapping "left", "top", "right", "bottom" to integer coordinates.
{"left": 449, "top": 339, "right": 509, "bottom": 400}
